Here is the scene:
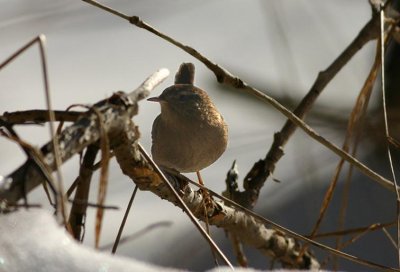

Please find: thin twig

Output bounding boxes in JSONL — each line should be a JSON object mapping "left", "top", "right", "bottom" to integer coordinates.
{"left": 112, "top": 185, "right": 138, "bottom": 254}
{"left": 311, "top": 221, "right": 396, "bottom": 239}
{"left": 389, "top": 136, "right": 400, "bottom": 150}
{"left": 202, "top": 202, "right": 220, "bottom": 268}
{"left": 92, "top": 107, "right": 111, "bottom": 249}
{"left": 68, "top": 145, "right": 99, "bottom": 241}
{"left": 195, "top": 170, "right": 219, "bottom": 267}
{"left": 380, "top": 3, "right": 400, "bottom": 265}
{"left": 0, "top": 35, "right": 68, "bottom": 224}
{"left": 1, "top": 110, "right": 82, "bottom": 125}
{"left": 322, "top": 221, "right": 391, "bottom": 268}
{"left": 100, "top": 221, "right": 172, "bottom": 251}
{"left": 68, "top": 199, "right": 118, "bottom": 210}
{"left": 56, "top": 104, "right": 93, "bottom": 134}
{"left": 0, "top": 128, "right": 58, "bottom": 209}
{"left": 383, "top": 227, "right": 398, "bottom": 249}
{"left": 37, "top": 35, "right": 68, "bottom": 225}
{"left": 0, "top": 36, "right": 41, "bottom": 70}
{"left": 0, "top": 128, "right": 54, "bottom": 205}
{"left": 66, "top": 177, "right": 80, "bottom": 198}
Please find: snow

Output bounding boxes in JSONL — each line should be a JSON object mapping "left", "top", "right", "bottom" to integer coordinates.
{"left": 0, "top": 209, "right": 262, "bottom": 272}
{"left": 0, "top": 209, "right": 181, "bottom": 272}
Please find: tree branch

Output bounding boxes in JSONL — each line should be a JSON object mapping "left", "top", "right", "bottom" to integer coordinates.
{"left": 0, "top": 69, "right": 169, "bottom": 204}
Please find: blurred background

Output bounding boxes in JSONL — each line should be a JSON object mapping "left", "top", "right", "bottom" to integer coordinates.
{"left": 0, "top": 0, "right": 398, "bottom": 270}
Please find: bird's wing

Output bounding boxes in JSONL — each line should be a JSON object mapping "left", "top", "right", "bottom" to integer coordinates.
{"left": 151, "top": 115, "right": 162, "bottom": 144}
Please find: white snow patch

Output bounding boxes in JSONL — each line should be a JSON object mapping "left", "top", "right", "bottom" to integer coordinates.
{"left": 0, "top": 209, "right": 264, "bottom": 272}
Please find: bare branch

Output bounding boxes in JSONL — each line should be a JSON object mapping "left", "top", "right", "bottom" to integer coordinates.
{"left": 0, "top": 69, "right": 169, "bottom": 204}
{"left": 112, "top": 185, "right": 138, "bottom": 254}
{"left": 68, "top": 145, "right": 99, "bottom": 241}
{"left": 1, "top": 110, "right": 82, "bottom": 125}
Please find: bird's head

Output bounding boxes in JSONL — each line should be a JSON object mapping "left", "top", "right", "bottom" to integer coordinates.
{"left": 148, "top": 84, "right": 212, "bottom": 119}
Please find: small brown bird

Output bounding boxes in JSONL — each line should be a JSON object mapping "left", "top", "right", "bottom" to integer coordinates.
{"left": 148, "top": 63, "right": 228, "bottom": 180}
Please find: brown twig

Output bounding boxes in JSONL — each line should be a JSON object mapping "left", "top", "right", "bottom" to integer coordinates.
{"left": 37, "top": 35, "right": 68, "bottom": 225}
{"left": 321, "top": 221, "right": 393, "bottom": 268}
{"left": 100, "top": 221, "right": 172, "bottom": 251}
{"left": 112, "top": 185, "right": 138, "bottom": 254}
{"left": 0, "top": 126, "right": 58, "bottom": 210}
{"left": 383, "top": 227, "right": 398, "bottom": 249}
{"left": 311, "top": 221, "right": 396, "bottom": 239}
{"left": 67, "top": 199, "right": 118, "bottom": 210}
{"left": 68, "top": 145, "right": 99, "bottom": 241}
{"left": 1, "top": 110, "right": 82, "bottom": 125}
{"left": 389, "top": 136, "right": 400, "bottom": 149}
{"left": 0, "top": 34, "right": 68, "bottom": 225}
{"left": 92, "top": 106, "right": 111, "bottom": 249}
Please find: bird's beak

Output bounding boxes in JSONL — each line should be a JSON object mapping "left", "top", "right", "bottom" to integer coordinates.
{"left": 147, "top": 96, "right": 162, "bottom": 102}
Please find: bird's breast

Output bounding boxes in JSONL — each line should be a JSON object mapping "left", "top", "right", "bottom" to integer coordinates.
{"left": 151, "top": 113, "right": 228, "bottom": 173}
